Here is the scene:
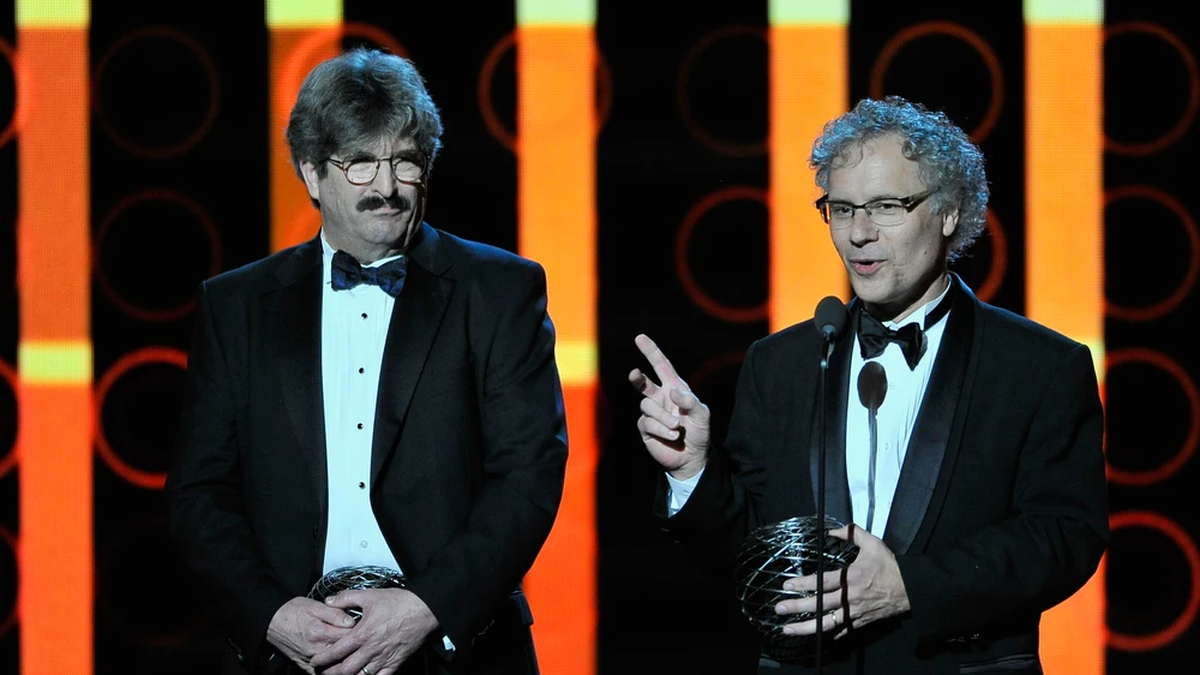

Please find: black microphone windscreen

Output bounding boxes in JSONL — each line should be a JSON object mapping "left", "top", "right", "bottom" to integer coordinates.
{"left": 857, "top": 361, "right": 887, "bottom": 411}
{"left": 814, "top": 296, "right": 849, "bottom": 339}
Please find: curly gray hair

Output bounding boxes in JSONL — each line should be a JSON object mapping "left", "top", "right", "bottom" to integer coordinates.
{"left": 809, "top": 96, "right": 989, "bottom": 261}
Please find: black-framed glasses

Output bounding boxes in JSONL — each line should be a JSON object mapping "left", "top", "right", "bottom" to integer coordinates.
{"left": 326, "top": 154, "right": 427, "bottom": 186}
{"left": 815, "top": 188, "right": 937, "bottom": 228}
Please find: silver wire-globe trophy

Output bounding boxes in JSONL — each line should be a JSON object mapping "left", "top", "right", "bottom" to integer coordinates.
{"left": 735, "top": 515, "right": 859, "bottom": 663}
{"left": 308, "top": 566, "right": 406, "bottom": 620}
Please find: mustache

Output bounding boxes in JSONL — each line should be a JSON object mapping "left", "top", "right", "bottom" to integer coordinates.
{"left": 356, "top": 193, "right": 412, "bottom": 213}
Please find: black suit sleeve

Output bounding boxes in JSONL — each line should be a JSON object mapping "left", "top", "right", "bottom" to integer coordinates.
{"left": 896, "top": 343, "right": 1110, "bottom": 643}
{"left": 165, "top": 283, "right": 292, "bottom": 672}
{"left": 656, "top": 339, "right": 773, "bottom": 569}
{"left": 401, "top": 259, "right": 568, "bottom": 650}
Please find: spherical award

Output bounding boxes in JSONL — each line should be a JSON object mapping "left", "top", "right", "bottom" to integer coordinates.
{"left": 734, "top": 515, "right": 859, "bottom": 663}
{"left": 308, "top": 566, "right": 406, "bottom": 620}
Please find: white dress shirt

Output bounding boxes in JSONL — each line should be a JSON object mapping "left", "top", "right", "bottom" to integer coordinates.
{"left": 319, "top": 232, "right": 404, "bottom": 575}
{"left": 318, "top": 234, "right": 457, "bottom": 652}
{"left": 845, "top": 281, "right": 951, "bottom": 537}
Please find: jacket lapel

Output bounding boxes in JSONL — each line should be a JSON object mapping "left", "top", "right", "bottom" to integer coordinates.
{"left": 883, "top": 276, "right": 977, "bottom": 554}
{"left": 370, "top": 224, "right": 455, "bottom": 484}
{"left": 266, "top": 238, "right": 328, "bottom": 517}
{"left": 810, "top": 305, "right": 855, "bottom": 526}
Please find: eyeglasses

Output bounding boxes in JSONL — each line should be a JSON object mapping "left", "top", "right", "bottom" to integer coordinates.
{"left": 815, "top": 188, "right": 937, "bottom": 228}
{"left": 326, "top": 154, "right": 427, "bottom": 186}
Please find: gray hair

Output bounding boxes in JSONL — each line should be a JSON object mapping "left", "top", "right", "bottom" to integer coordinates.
{"left": 285, "top": 48, "right": 443, "bottom": 181}
{"left": 809, "top": 96, "right": 989, "bottom": 261}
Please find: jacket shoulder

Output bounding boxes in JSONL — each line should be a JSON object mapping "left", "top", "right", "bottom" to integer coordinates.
{"left": 436, "top": 229, "right": 536, "bottom": 270}
{"left": 975, "top": 299, "right": 1087, "bottom": 359}
{"left": 200, "top": 239, "right": 317, "bottom": 300}
{"left": 750, "top": 319, "right": 821, "bottom": 358}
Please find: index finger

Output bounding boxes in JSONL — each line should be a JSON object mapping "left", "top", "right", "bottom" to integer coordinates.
{"left": 325, "top": 589, "right": 367, "bottom": 610}
{"left": 634, "top": 334, "right": 684, "bottom": 387}
{"left": 311, "top": 600, "right": 357, "bottom": 628}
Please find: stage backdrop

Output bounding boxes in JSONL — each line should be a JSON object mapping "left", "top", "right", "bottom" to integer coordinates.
{"left": 1, "top": 1, "right": 1197, "bottom": 673}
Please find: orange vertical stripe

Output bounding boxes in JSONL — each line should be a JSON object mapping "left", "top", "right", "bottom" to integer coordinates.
{"left": 17, "top": 29, "right": 90, "bottom": 339}
{"left": 517, "top": 25, "right": 597, "bottom": 675}
{"left": 1026, "top": 23, "right": 1105, "bottom": 675}
{"left": 18, "top": 386, "right": 93, "bottom": 675}
{"left": 528, "top": 383, "right": 596, "bottom": 673}
{"left": 1026, "top": 25, "right": 1103, "bottom": 345}
{"left": 270, "top": 29, "right": 339, "bottom": 252}
{"left": 16, "top": 28, "right": 93, "bottom": 675}
{"left": 769, "top": 26, "right": 849, "bottom": 332}
{"left": 517, "top": 27, "right": 596, "bottom": 341}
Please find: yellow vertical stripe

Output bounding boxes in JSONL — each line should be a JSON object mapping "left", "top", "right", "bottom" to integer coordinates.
{"left": 266, "top": 0, "right": 341, "bottom": 27}
{"left": 1024, "top": 0, "right": 1103, "bottom": 23}
{"left": 769, "top": 0, "right": 849, "bottom": 25}
{"left": 769, "top": 2, "right": 850, "bottom": 332}
{"left": 15, "top": 0, "right": 88, "bottom": 27}
{"left": 517, "top": 0, "right": 595, "bottom": 25}
{"left": 17, "top": 25, "right": 93, "bottom": 675}
{"left": 1025, "top": 7, "right": 1105, "bottom": 675}
{"left": 17, "top": 342, "right": 92, "bottom": 384}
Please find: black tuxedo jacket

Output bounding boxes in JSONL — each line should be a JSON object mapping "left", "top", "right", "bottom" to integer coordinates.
{"left": 166, "top": 224, "right": 568, "bottom": 674}
{"left": 662, "top": 276, "right": 1109, "bottom": 674}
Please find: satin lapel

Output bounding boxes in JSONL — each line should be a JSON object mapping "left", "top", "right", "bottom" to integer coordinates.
{"left": 883, "top": 277, "right": 977, "bottom": 554}
{"left": 370, "top": 225, "right": 454, "bottom": 485}
{"left": 267, "top": 238, "right": 327, "bottom": 517}
{"left": 809, "top": 305, "right": 855, "bottom": 526}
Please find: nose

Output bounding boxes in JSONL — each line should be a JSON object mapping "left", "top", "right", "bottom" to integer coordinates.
{"left": 847, "top": 207, "right": 878, "bottom": 246}
{"left": 370, "top": 163, "right": 398, "bottom": 194}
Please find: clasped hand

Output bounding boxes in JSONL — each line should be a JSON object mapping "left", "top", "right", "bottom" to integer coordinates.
{"left": 772, "top": 525, "right": 911, "bottom": 638}
{"left": 268, "top": 588, "right": 438, "bottom": 675}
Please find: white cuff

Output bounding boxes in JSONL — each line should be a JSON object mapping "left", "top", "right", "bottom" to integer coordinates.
{"left": 665, "top": 468, "right": 704, "bottom": 517}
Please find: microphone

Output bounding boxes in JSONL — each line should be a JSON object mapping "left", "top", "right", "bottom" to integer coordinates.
{"left": 810, "top": 295, "right": 846, "bottom": 673}
{"left": 814, "top": 296, "right": 849, "bottom": 368}
{"left": 857, "top": 361, "right": 888, "bottom": 532}
{"left": 857, "top": 361, "right": 887, "bottom": 409}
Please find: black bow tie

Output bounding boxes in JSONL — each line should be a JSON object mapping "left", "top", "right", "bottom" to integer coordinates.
{"left": 330, "top": 250, "right": 408, "bottom": 297}
{"left": 856, "top": 284, "right": 955, "bottom": 370}
{"left": 858, "top": 313, "right": 926, "bottom": 370}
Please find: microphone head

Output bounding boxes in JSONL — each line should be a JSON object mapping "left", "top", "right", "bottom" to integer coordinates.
{"left": 857, "top": 361, "right": 888, "bottom": 410}
{"left": 814, "top": 296, "right": 849, "bottom": 339}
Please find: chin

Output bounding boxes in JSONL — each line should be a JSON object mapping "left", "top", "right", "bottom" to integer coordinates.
{"left": 848, "top": 277, "right": 890, "bottom": 303}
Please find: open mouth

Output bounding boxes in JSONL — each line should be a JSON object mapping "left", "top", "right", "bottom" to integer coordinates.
{"left": 849, "top": 259, "right": 883, "bottom": 275}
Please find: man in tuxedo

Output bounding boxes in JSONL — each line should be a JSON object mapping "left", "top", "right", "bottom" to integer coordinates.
{"left": 630, "top": 96, "right": 1108, "bottom": 674}
{"left": 166, "top": 48, "right": 568, "bottom": 675}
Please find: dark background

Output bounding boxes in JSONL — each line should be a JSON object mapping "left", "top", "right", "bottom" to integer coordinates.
{"left": 1, "top": 1, "right": 1197, "bottom": 673}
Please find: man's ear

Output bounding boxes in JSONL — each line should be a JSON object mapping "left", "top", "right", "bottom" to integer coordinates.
{"left": 941, "top": 208, "right": 960, "bottom": 238}
{"left": 300, "top": 161, "right": 322, "bottom": 202}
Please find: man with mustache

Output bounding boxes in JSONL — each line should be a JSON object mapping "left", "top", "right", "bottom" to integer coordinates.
{"left": 630, "top": 97, "right": 1108, "bottom": 673}
{"left": 166, "top": 48, "right": 568, "bottom": 675}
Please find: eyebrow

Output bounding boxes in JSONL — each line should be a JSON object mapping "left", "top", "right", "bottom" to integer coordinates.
{"left": 826, "top": 193, "right": 908, "bottom": 203}
{"left": 341, "top": 148, "right": 421, "bottom": 160}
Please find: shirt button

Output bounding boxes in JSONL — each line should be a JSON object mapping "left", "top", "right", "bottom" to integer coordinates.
{"left": 360, "top": 540, "right": 369, "bottom": 549}
{"left": 361, "top": 312, "right": 368, "bottom": 319}
{"left": 358, "top": 481, "right": 366, "bottom": 489}
{"left": 358, "top": 367, "right": 365, "bottom": 374}
{"left": 357, "top": 422, "right": 364, "bottom": 429}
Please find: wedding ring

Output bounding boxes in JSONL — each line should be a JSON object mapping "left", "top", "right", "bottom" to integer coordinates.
{"left": 361, "top": 666, "right": 373, "bottom": 675}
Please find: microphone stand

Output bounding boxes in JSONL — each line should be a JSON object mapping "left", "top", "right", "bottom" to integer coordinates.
{"left": 814, "top": 329, "right": 835, "bottom": 673}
